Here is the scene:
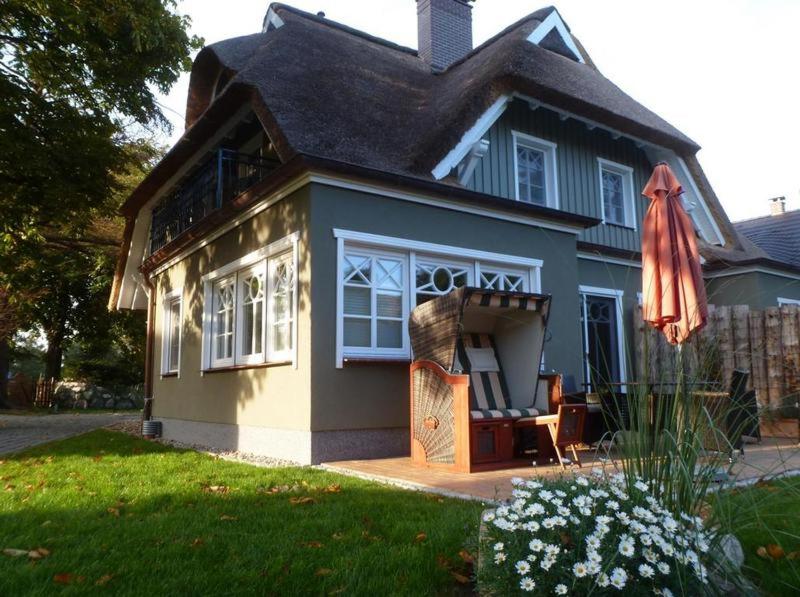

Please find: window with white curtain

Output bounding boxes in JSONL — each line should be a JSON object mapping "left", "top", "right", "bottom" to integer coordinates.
{"left": 161, "top": 290, "right": 182, "bottom": 375}
{"left": 203, "top": 234, "right": 298, "bottom": 370}
{"left": 335, "top": 231, "right": 541, "bottom": 366}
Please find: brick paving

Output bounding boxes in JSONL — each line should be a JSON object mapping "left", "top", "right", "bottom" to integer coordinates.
{"left": 0, "top": 413, "right": 138, "bottom": 455}
{"left": 323, "top": 434, "right": 800, "bottom": 502}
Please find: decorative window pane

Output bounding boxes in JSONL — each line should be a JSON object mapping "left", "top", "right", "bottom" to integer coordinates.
{"left": 268, "top": 253, "right": 294, "bottom": 359}
{"left": 213, "top": 279, "right": 235, "bottom": 363}
{"left": 516, "top": 145, "right": 546, "bottom": 205}
{"left": 168, "top": 300, "right": 181, "bottom": 371}
{"left": 239, "top": 270, "right": 265, "bottom": 358}
{"left": 480, "top": 270, "right": 526, "bottom": 292}
{"left": 415, "top": 261, "right": 471, "bottom": 305}
{"left": 342, "top": 251, "right": 406, "bottom": 351}
{"left": 601, "top": 170, "right": 625, "bottom": 225}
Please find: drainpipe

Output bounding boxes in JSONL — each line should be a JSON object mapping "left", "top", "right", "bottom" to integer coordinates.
{"left": 142, "top": 268, "right": 156, "bottom": 422}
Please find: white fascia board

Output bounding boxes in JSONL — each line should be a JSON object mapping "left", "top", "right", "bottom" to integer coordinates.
{"left": 675, "top": 156, "right": 725, "bottom": 245}
{"left": 703, "top": 266, "right": 800, "bottom": 282}
{"left": 431, "top": 95, "right": 511, "bottom": 180}
{"left": 526, "top": 10, "right": 585, "bottom": 64}
{"left": 262, "top": 7, "right": 284, "bottom": 32}
{"left": 577, "top": 251, "right": 641, "bottom": 269}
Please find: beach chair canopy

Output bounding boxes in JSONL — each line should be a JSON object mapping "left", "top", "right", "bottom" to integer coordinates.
{"left": 409, "top": 287, "right": 551, "bottom": 411}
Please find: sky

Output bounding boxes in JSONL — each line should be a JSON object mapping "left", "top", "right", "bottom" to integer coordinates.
{"left": 156, "top": 0, "right": 800, "bottom": 222}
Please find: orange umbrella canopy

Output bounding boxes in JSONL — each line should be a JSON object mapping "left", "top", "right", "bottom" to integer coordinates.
{"left": 641, "top": 162, "right": 708, "bottom": 345}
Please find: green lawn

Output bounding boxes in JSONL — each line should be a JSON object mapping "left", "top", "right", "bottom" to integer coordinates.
{"left": 718, "top": 476, "right": 800, "bottom": 596}
{"left": 0, "top": 430, "right": 483, "bottom": 595}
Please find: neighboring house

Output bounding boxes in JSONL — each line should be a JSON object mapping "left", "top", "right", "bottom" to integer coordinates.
{"left": 110, "top": 1, "right": 789, "bottom": 463}
{"left": 718, "top": 197, "right": 800, "bottom": 307}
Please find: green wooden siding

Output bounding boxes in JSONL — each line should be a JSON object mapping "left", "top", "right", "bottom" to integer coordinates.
{"left": 466, "top": 99, "right": 653, "bottom": 253}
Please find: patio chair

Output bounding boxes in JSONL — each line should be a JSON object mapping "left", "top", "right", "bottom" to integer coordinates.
{"left": 532, "top": 404, "right": 587, "bottom": 470}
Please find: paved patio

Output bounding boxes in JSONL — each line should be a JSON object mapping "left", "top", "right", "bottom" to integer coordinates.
{"left": 323, "top": 433, "right": 800, "bottom": 502}
{"left": 0, "top": 412, "right": 139, "bottom": 455}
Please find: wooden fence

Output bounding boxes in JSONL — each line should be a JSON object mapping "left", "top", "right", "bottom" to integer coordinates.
{"left": 634, "top": 304, "right": 800, "bottom": 409}
{"left": 33, "top": 377, "right": 57, "bottom": 408}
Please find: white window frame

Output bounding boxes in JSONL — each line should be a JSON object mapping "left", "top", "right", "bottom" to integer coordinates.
{"left": 210, "top": 275, "right": 237, "bottom": 369}
{"left": 161, "top": 288, "right": 183, "bottom": 376}
{"left": 334, "top": 229, "right": 544, "bottom": 368}
{"left": 201, "top": 232, "right": 299, "bottom": 371}
{"left": 778, "top": 297, "right": 800, "bottom": 306}
{"left": 234, "top": 262, "right": 267, "bottom": 366}
{"left": 512, "top": 131, "right": 559, "bottom": 209}
{"left": 597, "top": 158, "right": 636, "bottom": 229}
{"left": 578, "top": 285, "right": 627, "bottom": 393}
{"left": 267, "top": 250, "right": 296, "bottom": 363}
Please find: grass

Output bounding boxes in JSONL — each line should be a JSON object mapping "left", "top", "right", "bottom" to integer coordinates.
{"left": 0, "top": 430, "right": 484, "bottom": 596}
{"left": 716, "top": 476, "right": 800, "bottom": 596}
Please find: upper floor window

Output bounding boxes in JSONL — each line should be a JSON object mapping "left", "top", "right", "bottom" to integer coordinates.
{"left": 161, "top": 289, "right": 183, "bottom": 376}
{"left": 512, "top": 131, "right": 558, "bottom": 208}
{"left": 202, "top": 233, "right": 298, "bottom": 370}
{"left": 598, "top": 158, "right": 636, "bottom": 229}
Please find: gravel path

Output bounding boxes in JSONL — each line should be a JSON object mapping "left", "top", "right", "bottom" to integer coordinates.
{"left": 0, "top": 412, "right": 139, "bottom": 455}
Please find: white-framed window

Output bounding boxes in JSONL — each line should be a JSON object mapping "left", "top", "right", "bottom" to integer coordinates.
{"left": 597, "top": 158, "right": 636, "bottom": 229}
{"left": 512, "top": 131, "right": 558, "bottom": 208}
{"left": 778, "top": 297, "right": 800, "bottom": 306}
{"left": 334, "top": 229, "right": 543, "bottom": 367}
{"left": 578, "top": 285, "right": 627, "bottom": 393}
{"left": 201, "top": 233, "right": 299, "bottom": 370}
{"left": 161, "top": 289, "right": 183, "bottom": 375}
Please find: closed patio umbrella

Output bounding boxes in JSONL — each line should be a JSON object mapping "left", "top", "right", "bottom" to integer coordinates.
{"left": 641, "top": 162, "right": 708, "bottom": 345}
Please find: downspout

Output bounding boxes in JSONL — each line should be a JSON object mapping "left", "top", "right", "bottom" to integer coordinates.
{"left": 142, "top": 268, "right": 156, "bottom": 422}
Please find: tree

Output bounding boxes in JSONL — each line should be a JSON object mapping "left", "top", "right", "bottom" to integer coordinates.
{"left": 0, "top": 1, "right": 200, "bottom": 392}
{"left": 0, "top": 0, "right": 201, "bottom": 308}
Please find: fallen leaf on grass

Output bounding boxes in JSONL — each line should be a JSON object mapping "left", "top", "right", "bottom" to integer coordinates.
{"left": 190, "top": 538, "right": 204, "bottom": 547}
{"left": 756, "top": 546, "right": 769, "bottom": 559}
{"left": 315, "top": 568, "right": 334, "bottom": 576}
{"left": 4, "top": 484, "right": 15, "bottom": 491}
{"left": 219, "top": 514, "right": 237, "bottom": 521}
{"left": 300, "top": 541, "right": 324, "bottom": 549}
{"left": 328, "top": 588, "right": 346, "bottom": 595}
{"left": 92, "top": 455, "right": 103, "bottom": 462}
{"left": 436, "top": 554, "right": 453, "bottom": 570}
{"left": 331, "top": 532, "right": 344, "bottom": 541}
{"left": 95, "top": 574, "right": 114, "bottom": 586}
{"left": 27, "top": 548, "right": 50, "bottom": 560}
{"left": 53, "top": 573, "right": 85, "bottom": 585}
{"left": 451, "top": 571, "right": 471, "bottom": 584}
{"left": 202, "top": 484, "right": 229, "bottom": 494}
{"left": 767, "top": 544, "right": 785, "bottom": 559}
{"left": 323, "top": 484, "right": 341, "bottom": 493}
{"left": 107, "top": 507, "right": 120, "bottom": 517}
{"left": 288, "top": 496, "right": 316, "bottom": 505}
{"left": 414, "top": 532, "right": 427, "bottom": 543}
{"left": 787, "top": 551, "right": 800, "bottom": 560}
{"left": 3, "top": 548, "right": 28, "bottom": 557}
{"left": 458, "top": 549, "right": 475, "bottom": 564}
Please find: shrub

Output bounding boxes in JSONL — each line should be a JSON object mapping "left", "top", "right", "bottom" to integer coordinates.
{"left": 479, "top": 473, "right": 716, "bottom": 595}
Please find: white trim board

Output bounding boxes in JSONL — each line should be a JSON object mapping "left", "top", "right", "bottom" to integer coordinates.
{"left": 201, "top": 232, "right": 299, "bottom": 283}
{"left": 703, "top": 265, "right": 800, "bottom": 282}
{"left": 511, "top": 131, "right": 559, "bottom": 209}
{"left": 577, "top": 252, "right": 642, "bottom": 269}
{"left": 160, "top": 287, "right": 184, "bottom": 378}
{"left": 526, "top": 9, "right": 585, "bottom": 64}
{"left": 778, "top": 297, "right": 800, "bottom": 306}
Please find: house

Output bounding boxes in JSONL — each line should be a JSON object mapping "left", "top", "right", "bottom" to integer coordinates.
{"left": 110, "top": 1, "right": 799, "bottom": 464}
{"left": 718, "top": 197, "right": 800, "bottom": 307}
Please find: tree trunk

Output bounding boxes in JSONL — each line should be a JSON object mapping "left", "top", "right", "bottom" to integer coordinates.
{"left": 44, "top": 335, "right": 64, "bottom": 380}
{"left": 0, "top": 338, "right": 10, "bottom": 409}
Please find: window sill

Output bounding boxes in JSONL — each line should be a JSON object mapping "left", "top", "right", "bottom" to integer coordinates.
{"left": 202, "top": 361, "right": 292, "bottom": 374}
{"left": 160, "top": 372, "right": 179, "bottom": 378}
{"left": 343, "top": 357, "right": 412, "bottom": 366}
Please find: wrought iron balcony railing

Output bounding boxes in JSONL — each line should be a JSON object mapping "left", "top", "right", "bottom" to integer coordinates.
{"left": 149, "top": 149, "right": 275, "bottom": 254}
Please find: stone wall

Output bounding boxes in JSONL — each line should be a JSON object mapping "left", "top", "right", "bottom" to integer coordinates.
{"left": 54, "top": 381, "right": 143, "bottom": 410}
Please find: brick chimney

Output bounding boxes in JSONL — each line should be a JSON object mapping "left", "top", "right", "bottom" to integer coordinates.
{"left": 770, "top": 196, "right": 786, "bottom": 216}
{"left": 416, "top": 0, "right": 474, "bottom": 71}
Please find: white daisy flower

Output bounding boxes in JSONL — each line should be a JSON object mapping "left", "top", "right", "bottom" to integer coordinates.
{"left": 618, "top": 539, "right": 635, "bottom": 558}
{"left": 494, "top": 552, "right": 507, "bottom": 564}
{"left": 586, "top": 535, "right": 601, "bottom": 550}
{"left": 638, "top": 563, "right": 655, "bottom": 578}
{"left": 515, "top": 560, "right": 531, "bottom": 575}
{"left": 573, "top": 561, "right": 589, "bottom": 578}
{"left": 526, "top": 553, "right": 537, "bottom": 563}
{"left": 540, "top": 557, "right": 554, "bottom": 571}
{"left": 606, "top": 500, "right": 620, "bottom": 511}
{"left": 544, "top": 544, "right": 561, "bottom": 556}
{"left": 511, "top": 477, "right": 525, "bottom": 486}
{"left": 635, "top": 480, "right": 649, "bottom": 492}
{"left": 576, "top": 476, "right": 589, "bottom": 486}
{"left": 657, "top": 561, "right": 670, "bottom": 575}
{"left": 609, "top": 567, "right": 627, "bottom": 589}
{"left": 519, "top": 577, "right": 536, "bottom": 592}
{"left": 493, "top": 542, "right": 504, "bottom": 552}
{"left": 529, "top": 538, "right": 545, "bottom": 552}
{"left": 555, "top": 584, "right": 568, "bottom": 595}
{"left": 597, "top": 573, "right": 610, "bottom": 587}
{"left": 482, "top": 511, "right": 496, "bottom": 522}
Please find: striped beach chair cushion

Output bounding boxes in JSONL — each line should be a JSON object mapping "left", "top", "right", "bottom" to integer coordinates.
{"left": 457, "top": 334, "right": 539, "bottom": 420}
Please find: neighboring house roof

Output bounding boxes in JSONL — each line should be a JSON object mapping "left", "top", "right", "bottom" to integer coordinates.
{"left": 733, "top": 210, "right": 800, "bottom": 270}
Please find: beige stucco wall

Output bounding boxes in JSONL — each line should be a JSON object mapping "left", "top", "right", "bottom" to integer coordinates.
{"left": 151, "top": 186, "right": 312, "bottom": 431}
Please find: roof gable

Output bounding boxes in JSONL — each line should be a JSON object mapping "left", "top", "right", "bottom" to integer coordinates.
{"left": 526, "top": 8, "right": 584, "bottom": 63}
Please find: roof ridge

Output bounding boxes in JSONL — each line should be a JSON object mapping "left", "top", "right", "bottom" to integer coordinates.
{"left": 270, "top": 2, "right": 419, "bottom": 57}
{"left": 734, "top": 209, "right": 800, "bottom": 225}
{"left": 440, "top": 6, "right": 556, "bottom": 73}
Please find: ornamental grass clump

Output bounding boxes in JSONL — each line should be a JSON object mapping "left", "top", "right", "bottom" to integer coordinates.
{"left": 479, "top": 473, "right": 715, "bottom": 595}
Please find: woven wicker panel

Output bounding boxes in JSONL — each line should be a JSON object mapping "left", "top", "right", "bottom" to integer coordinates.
{"left": 409, "top": 287, "right": 467, "bottom": 370}
{"left": 412, "top": 367, "right": 455, "bottom": 464}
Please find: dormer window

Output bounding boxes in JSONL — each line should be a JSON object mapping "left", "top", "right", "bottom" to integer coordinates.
{"left": 512, "top": 131, "right": 558, "bottom": 208}
{"left": 597, "top": 158, "right": 635, "bottom": 228}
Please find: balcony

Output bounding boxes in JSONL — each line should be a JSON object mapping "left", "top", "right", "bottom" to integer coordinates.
{"left": 149, "top": 149, "right": 276, "bottom": 254}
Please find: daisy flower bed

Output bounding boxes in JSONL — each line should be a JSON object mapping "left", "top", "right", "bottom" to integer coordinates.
{"left": 479, "top": 472, "right": 716, "bottom": 595}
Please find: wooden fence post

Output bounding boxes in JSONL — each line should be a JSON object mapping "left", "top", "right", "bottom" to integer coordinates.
{"left": 765, "top": 307, "right": 783, "bottom": 409}
{"left": 781, "top": 305, "right": 800, "bottom": 408}
{"left": 733, "top": 305, "right": 752, "bottom": 389}
{"left": 749, "top": 309, "right": 769, "bottom": 406}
